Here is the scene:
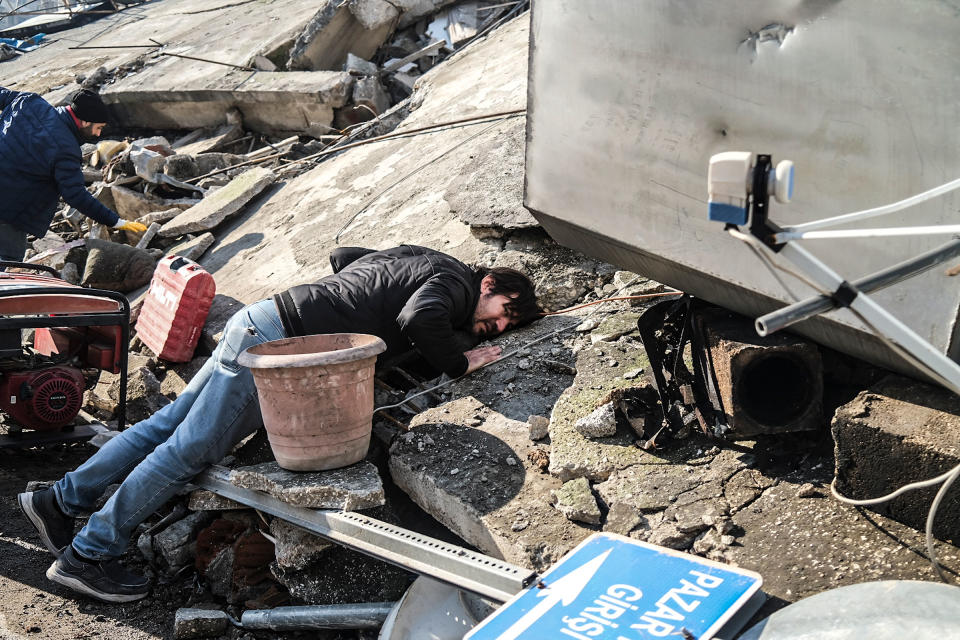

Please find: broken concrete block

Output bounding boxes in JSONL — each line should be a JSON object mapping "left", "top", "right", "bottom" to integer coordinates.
{"left": 288, "top": 1, "right": 394, "bottom": 71}
{"left": 159, "top": 168, "right": 276, "bottom": 238}
{"left": 60, "top": 262, "right": 80, "bottom": 285}
{"left": 348, "top": 0, "right": 399, "bottom": 30}
{"left": 272, "top": 541, "right": 413, "bottom": 605}
{"left": 252, "top": 55, "right": 277, "bottom": 71}
{"left": 527, "top": 415, "right": 549, "bottom": 440}
{"left": 81, "top": 238, "right": 158, "bottom": 293}
{"left": 166, "top": 233, "right": 216, "bottom": 262}
{"left": 164, "top": 154, "right": 200, "bottom": 181}
{"left": 109, "top": 366, "right": 170, "bottom": 425}
{"left": 175, "top": 124, "right": 244, "bottom": 157}
{"left": 188, "top": 489, "right": 246, "bottom": 512}
{"left": 552, "top": 477, "right": 601, "bottom": 525}
{"left": 131, "top": 147, "right": 167, "bottom": 182}
{"left": 344, "top": 52, "right": 378, "bottom": 75}
{"left": 575, "top": 401, "right": 617, "bottom": 438}
{"left": 173, "top": 609, "right": 231, "bottom": 640}
{"left": 389, "top": 397, "right": 591, "bottom": 570}
{"left": 392, "top": 0, "right": 458, "bottom": 28}
{"left": 160, "top": 356, "right": 209, "bottom": 399}
{"left": 270, "top": 518, "right": 333, "bottom": 571}
{"left": 352, "top": 76, "right": 390, "bottom": 115}
{"left": 111, "top": 185, "right": 178, "bottom": 220}
{"left": 699, "top": 307, "right": 822, "bottom": 437}
{"left": 194, "top": 153, "right": 246, "bottom": 176}
{"left": 229, "top": 461, "right": 385, "bottom": 509}
{"left": 155, "top": 512, "right": 210, "bottom": 569}
{"left": 833, "top": 375, "right": 960, "bottom": 540}
{"left": 603, "top": 502, "right": 643, "bottom": 536}
{"left": 139, "top": 207, "right": 182, "bottom": 226}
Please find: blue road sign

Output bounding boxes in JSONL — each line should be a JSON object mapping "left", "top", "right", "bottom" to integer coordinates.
{"left": 466, "top": 532, "right": 763, "bottom": 640}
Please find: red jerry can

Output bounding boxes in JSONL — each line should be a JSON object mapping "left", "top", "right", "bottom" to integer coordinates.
{"left": 136, "top": 255, "right": 216, "bottom": 362}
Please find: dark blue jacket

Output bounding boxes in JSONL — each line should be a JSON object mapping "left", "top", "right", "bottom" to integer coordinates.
{"left": 0, "top": 87, "right": 119, "bottom": 236}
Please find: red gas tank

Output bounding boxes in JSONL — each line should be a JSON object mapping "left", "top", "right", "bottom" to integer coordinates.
{"left": 136, "top": 256, "right": 216, "bottom": 362}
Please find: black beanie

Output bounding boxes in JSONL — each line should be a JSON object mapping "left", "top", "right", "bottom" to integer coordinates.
{"left": 69, "top": 89, "right": 110, "bottom": 123}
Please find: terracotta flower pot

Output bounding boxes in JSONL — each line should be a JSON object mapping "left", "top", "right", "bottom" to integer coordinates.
{"left": 238, "top": 333, "right": 386, "bottom": 471}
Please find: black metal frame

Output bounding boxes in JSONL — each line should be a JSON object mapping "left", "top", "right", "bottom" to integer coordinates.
{"left": 0, "top": 261, "right": 130, "bottom": 431}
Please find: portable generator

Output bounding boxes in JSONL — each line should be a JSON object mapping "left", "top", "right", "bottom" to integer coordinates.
{"left": 0, "top": 261, "right": 129, "bottom": 445}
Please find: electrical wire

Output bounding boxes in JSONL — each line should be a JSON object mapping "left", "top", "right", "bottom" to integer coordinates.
{"left": 333, "top": 114, "right": 523, "bottom": 242}
{"left": 728, "top": 226, "right": 960, "bottom": 582}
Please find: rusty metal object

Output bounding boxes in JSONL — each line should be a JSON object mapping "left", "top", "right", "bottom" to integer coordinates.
{"left": 238, "top": 334, "right": 386, "bottom": 471}
{"left": 697, "top": 308, "right": 822, "bottom": 438}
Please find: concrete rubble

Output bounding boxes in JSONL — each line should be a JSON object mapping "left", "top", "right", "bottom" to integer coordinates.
{"left": 229, "top": 460, "right": 386, "bottom": 510}
{"left": 3, "top": 2, "right": 960, "bottom": 638}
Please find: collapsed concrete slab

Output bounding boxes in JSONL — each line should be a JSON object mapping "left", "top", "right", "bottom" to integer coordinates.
{"left": 166, "top": 233, "right": 216, "bottom": 262}
{"left": 832, "top": 375, "right": 960, "bottom": 540}
{"left": 107, "top": 70, "right": 354, "bottom": 135}
{"left": 287, "top": 0, "right": 395, "bottom": 71}
{"left": 547, "top": 334, "right": 651, "bottom": 482}
{"left": 111, "top": 185, "right": 197, "bottom": 221}
{"left": 389, "top": 396, "right": 592, "bottom": 570}
{"left": 444, "top": 117, "right": 538, "bottom": 232}
{"left": 159, "top": 167, "right": 277, "bottom": 237}
{"left": 229, "top": 461, "right": 385, "bottom": 510}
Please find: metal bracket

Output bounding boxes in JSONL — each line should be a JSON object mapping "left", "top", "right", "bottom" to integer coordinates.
{"left": 193, "top": 465, "right": 536, "bottom": 603}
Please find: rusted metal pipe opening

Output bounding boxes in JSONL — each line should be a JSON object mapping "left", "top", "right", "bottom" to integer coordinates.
{"left": 735, "top": 354, "right": 815, "bottom": 428}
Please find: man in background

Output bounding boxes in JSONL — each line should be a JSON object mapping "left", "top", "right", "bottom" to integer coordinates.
{"left": 0, "top": 87, "right": 145, "bottom": 262}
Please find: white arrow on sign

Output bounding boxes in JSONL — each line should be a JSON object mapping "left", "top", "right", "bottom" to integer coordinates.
{"left": 497, "top": 548, "right": 612, "bottom": 640}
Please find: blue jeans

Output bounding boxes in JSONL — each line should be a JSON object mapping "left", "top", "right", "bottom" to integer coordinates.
{"left": 52, "top": 299, "right": 287, "bottom": 560}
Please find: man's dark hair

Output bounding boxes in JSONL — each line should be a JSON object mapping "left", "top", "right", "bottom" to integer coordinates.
{"left": 481, "top": 267, "right": 544, "bottom": 326}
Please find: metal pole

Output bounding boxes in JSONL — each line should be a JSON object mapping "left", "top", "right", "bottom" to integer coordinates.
{"left": 757, "top": 238, "right": 960, "bottom": 335}
{"left": 779, "top": 242, "right": 960, "bottom": 394}
{"left": 240, "top": 603, "right": 394, "bottom": 630}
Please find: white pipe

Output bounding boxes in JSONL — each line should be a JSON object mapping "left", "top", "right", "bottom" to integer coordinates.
{"left": 774, "top": 224, "right": 960, "bottom": 242}
{"left": 783, "top": 176, "right": 960, "bottom": 234}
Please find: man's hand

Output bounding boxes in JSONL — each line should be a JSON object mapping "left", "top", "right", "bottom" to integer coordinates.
{"left": 114, "top": 220, "right": 147, "bottom": 233}
{"left": 464, "top": 345, "right": 502, "bottom": 374}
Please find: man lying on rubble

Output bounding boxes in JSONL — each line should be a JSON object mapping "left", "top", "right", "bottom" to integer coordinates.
{"left": 19, "top": 244, "right": 543, "bottom": 602}
{"left": 0, "top": 87, "right": 146, "bottom": 262}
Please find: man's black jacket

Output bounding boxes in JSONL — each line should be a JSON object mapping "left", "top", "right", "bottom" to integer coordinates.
{"left": 273, "top": 245, "right": 482, "bottom": 378}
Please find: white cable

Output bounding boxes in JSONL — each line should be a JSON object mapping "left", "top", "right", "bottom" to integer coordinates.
{"left": 926, "top": 464, "right": 960, "bottom": 582}
{"left": 777, "top": 224, "right": 960, "bottom": 242}
{"left": 829, "top": 463, "right": 960, "bottom": 506}
{"left": 784, "top": 175, "right": 960, "bottom": 234}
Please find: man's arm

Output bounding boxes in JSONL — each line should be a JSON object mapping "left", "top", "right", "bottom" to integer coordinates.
{"left": 52, "top": 153, "right": 120, "bottom": 227}
{"left": 330, "top": 247, "right": 375, "bottom": 273}
{"left": 397, "top": 275, "right": 483, "bottom": 378}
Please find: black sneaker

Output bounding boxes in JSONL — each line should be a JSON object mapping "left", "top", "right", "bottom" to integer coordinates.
{"left": 18, "top": 488, "right": 74, "bottom": 557}
{"left": 46, "top": 546, "right": 149, "bottom": 603}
